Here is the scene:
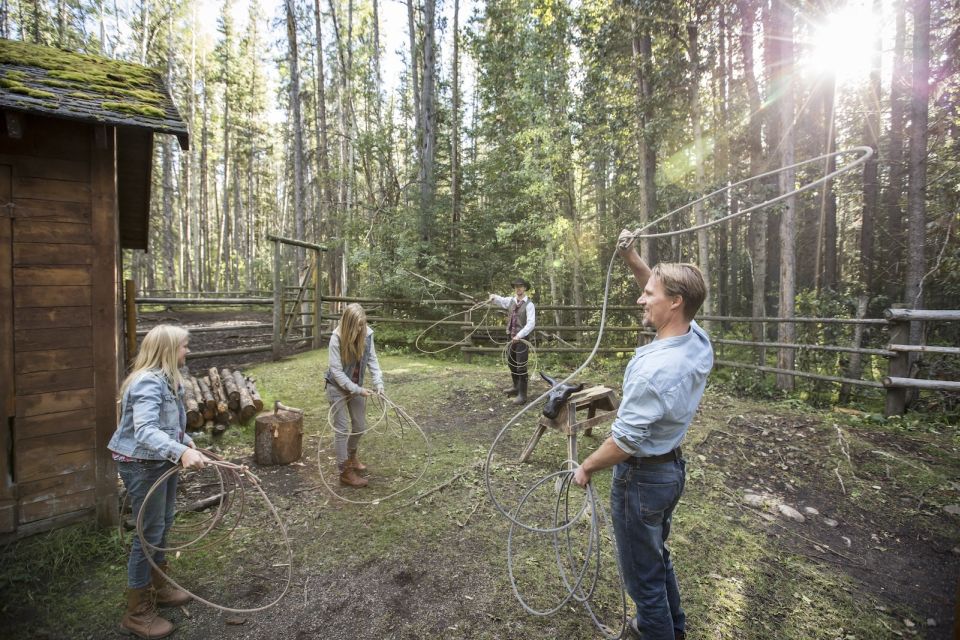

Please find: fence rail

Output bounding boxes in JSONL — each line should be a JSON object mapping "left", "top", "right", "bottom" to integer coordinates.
{"left": 126, "top": 288, "right": 957, "bottom": 416}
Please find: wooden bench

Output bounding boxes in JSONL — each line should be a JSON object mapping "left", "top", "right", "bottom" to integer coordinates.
{"left": 518, "top": 385, "right": 620, "bottom": 465}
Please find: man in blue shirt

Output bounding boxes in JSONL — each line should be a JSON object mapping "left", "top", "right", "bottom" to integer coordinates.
{"left": 574, "top": 230, "right": 713, "bottom": 640}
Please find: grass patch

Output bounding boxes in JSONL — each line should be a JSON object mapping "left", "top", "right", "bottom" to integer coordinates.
{"left": 1, "top": 349, "right": 953, "bottom": 638}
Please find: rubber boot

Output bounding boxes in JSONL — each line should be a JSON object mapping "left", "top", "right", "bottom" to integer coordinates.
{"left": 511, "top": 376, "right": 528, "bottom": 405}
{"left": 339, "top": 459, "right": 368, "bottom": 487}
{"left": 120, "top": 587, "right": 174, "bottom": 639}
{"left": 502, "top": 374, "right": 519, "bottom": 396}
{"left": 151, "top": 562, "right": 191, "bottom": 607}
{"left": 347, "top": 449, "right": 368, "bottom": 473}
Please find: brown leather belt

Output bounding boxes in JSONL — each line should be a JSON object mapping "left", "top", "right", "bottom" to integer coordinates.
{"left": 625, "top": 447, "right": 682, "bottom": 465}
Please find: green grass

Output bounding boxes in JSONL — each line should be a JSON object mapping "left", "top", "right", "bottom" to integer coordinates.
{"left": 0, "top": 348, "right": 953, "bottom": 638}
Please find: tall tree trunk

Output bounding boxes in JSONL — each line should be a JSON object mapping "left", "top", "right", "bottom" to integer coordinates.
{"left": 328, "top": 0, "right": 353, "bottom": 295}
{"left": 883, "top": 0, "right": 908, "bottom": 302}
{"left": 450, "top": 0, "right": 461, "bottom": 250}
{"left": 185, "top": 7, "right": 197, "bottom": 291}
{"left": 688, "top": 21, "right": 711, "bottom": 320}
{"left": 417, "top": 0, "right": 437, "bottom": 260}
{"left": 741, "top": 0, "right": 766, "bottom": 363}
{"left": 814, "top": 75, "right": 838, "bottom": 294}
{"left": 905, "top": 0, "right": 930, "bottom": 347}
{"left": 631, "top": 18, "right": 657, "bottom": 266}
{"left": 200, "top": 58, "right": 210, "bottom": 291}
{"left": 407, "top": 0, "right": 421, "bottom": 149}
{"left": 161, "top": 14, "right": 175, "bottom": 291}
{"left": 286, "top": 0, "right": 305, "bottom": 264}
{"left": 859, "top": 0, "right": 882, "bottom": 293}
{"left": 713, "top": 4, "right": 730, "bottom": 317}
{"left": 313, "top": 0, "right": 332, "bottom": 288}
{"left": 775, "top": 2, "right": 797, "bottom": 390}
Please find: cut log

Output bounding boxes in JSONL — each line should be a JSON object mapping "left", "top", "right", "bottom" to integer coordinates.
{"left": 207, "top": 368, "right": 230, "bottom": 424}
{"left": 194, "top": 377, "right": 214, "bottom": 421}
{"left": 221, "top": 368, "right": 241, "bottom": 410}
{"left": 197, "top": 377, "right": 216, "bottom": 419}
{"left": 233, "top": 370, "right": 257, "bottom": 421}
{"left": 246, "top": 378, "right": 263, "bottom": 412}
{"left": 255, "top": 409, "right": 303, "bottom": 465}
{"left": 180, "top": 375, "right": 203, "bottom": 430}
{"left": 208, "top": 367, "right": 224, "bottom": 404}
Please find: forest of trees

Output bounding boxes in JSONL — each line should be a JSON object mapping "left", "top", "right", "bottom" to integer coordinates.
{"left": 5, "top": 0, "right": 958, "bottom": 335}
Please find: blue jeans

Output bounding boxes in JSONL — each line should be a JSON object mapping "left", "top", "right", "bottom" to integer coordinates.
{"left": 611, "top": 459, "right": 686, "bottom": 640}
{"left": 118, "top": 460, "right": 179, "bottom": 589}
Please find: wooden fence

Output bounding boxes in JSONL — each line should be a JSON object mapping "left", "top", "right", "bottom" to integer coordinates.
{"left": 126, "top": 290, "right": 959, "bottom": 417}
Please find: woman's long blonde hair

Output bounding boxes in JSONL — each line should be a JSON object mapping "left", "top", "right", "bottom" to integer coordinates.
{"left": 120, "top": 325, "right": 189, "bottom": 397}
{"left": 337, "top": 303, "right": 368, "bottom": 365}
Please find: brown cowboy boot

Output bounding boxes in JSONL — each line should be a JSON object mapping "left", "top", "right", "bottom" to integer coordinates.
{"left": 120, "top": 586, "right": 174, "bottom": 639}
{"left": 151, "top": 562, "right": 191, "bottom": 607}
{"left": 339, "top": 459, "right": 368, "bottom": 487}
{"left": 347, "top": 450, "right": 368, "bottom": 473}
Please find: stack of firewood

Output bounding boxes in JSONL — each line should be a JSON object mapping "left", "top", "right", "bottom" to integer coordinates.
{"left": 179, "top": 367, "right": 264, "bottom": 433}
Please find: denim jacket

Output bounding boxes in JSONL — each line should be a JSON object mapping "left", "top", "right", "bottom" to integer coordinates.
{"left": 325, "top": 327, "right": 384, "bottom": 395}
{"left": 107, "top": 370, "right": 192, "bottom": 463}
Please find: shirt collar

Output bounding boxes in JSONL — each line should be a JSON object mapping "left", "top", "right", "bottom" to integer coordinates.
{"left": 635, "top": 321, "right": 698, "bottom": 357}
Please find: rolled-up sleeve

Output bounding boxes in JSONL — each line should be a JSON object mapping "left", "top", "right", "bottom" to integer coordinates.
{"left": 610, "top": 374, "right": 664, "bottom": 455}
{"left": 130, "top": 376, "right": 188, "bottom": 463}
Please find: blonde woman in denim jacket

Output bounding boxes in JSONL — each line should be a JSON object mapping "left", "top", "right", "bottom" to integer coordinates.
{"left": 324, "top": 303, "right": 384, "bottom": 487}
{"left": 108, "top": 325, "right": 209, "bottom": 639}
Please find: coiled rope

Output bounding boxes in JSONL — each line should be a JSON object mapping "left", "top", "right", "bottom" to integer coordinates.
{"left": 316, "top": 392, "right": 432, "bottom": 505}
{"left": 484, "top": 146, "right": 874, "bottom": 636}
{"left": 135, "top": 452, "right": 293, "bottom": 614}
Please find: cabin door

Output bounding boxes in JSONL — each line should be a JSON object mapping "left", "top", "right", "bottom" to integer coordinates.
{"left": 0, "top": 164, "right": 16, "bottom": 533}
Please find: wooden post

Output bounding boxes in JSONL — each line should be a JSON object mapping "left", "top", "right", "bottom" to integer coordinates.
{"left": 92, "top": 126, "right": 120, "bottom": 527}
{"left": 124, "top": 279, "right": 137, "bottom": 361}
{"left": 463, "top": 306, "right": 473, "bottom": 363}
{"left": 313, "top": 249, "right": 322, "bottom": 349}
{"left": 272, "top": 239, "right": 281, "bottom": 361}
{"left": 884, "top": 306, "right": 910, "bottom": 416}
{"left": 0, "top": 165, "right": 16, "bottom": 532}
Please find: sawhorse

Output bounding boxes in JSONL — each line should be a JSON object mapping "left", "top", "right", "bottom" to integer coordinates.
{"left": 518, "top": 386, "right": 620, "bottom": 465}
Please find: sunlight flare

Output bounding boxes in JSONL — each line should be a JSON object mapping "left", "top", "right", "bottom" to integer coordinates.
{"left": 805, "top": 2, "right": 879, "bottom": 83}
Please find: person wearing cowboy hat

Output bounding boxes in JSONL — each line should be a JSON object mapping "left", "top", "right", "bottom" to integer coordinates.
{"left": 487, "top": 277, "right": 536, "bottom": 404}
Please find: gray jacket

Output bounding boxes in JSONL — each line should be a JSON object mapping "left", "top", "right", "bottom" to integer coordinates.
{"left": 325, "top": 327, "right": 384, "bottom": 395}
{"left": 107, "top": 370, "right": 193, "bottom": 463}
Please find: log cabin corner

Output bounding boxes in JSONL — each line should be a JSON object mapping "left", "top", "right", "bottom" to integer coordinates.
{"left": 0, "top": 38, "right": 189, "bottom": 541}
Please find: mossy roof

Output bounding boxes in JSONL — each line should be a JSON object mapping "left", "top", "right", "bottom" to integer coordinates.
{"left": 0, "top": 38, "right": 188, "bottom": 150}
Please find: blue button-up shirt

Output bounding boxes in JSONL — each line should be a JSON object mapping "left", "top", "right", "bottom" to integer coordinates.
{"left": 611, "top": 320, "right": 714, "bottom": 457}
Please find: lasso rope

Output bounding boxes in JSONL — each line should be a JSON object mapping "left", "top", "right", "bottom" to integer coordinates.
{"left": 316, "top": 392, "right": 432, "bottom": 505}
{"left": 484, "top": 146, "right": 874, "bottom": 635}
{"left": 134, "top": 453, "right": 293, "bottom": 614}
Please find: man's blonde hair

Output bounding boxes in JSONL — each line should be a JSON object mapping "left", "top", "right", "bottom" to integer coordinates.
{"left": 337, "top": 303, "right": 368, "bottom": 365}
{"left": 651, "top": 263, "right": 707, "bottom": 320}
{"left": 120, "top": 324, "right": 189, "bottom": 396}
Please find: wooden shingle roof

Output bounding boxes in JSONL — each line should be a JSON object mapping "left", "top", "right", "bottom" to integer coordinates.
{"left": 0, "top": 38, "right": 188, "bottom": 150}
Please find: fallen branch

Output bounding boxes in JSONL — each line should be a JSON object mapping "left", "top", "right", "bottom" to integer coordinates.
{"left": 183, "top": 493, "right": 226, "bottom": 513}
{"left": 391, "top": 461, "right": 483, "bottom": 512}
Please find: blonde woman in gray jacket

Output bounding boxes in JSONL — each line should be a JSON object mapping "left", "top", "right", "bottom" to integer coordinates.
{"left": 325, "top": 303, "right": 385, "bottom": 487}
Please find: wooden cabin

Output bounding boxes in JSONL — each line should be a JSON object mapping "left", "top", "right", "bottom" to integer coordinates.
{"left": 0, "top": 39, "right": 188, "bottom": 540}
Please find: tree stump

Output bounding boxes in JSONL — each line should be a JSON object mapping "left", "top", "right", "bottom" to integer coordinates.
{"left": 255, "top": 408, "right": 303, "bottom": 465}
